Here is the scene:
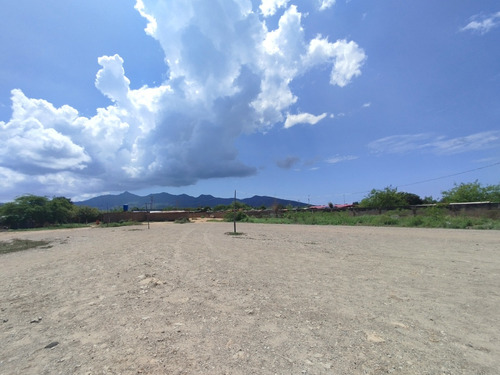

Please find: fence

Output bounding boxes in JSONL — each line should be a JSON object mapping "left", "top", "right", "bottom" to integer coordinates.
{"left": 101, "top": 210, "right": 227, "bottom": 223}
{"left": 346, "top": 202, "right": 500, "bottom": 219}
{"left": 101, "top": 202, "right": 500, "bottom": 223}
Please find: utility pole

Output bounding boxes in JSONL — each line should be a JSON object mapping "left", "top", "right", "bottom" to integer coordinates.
{"left": 233, "top": 190, "right": 237, "bottom": 234}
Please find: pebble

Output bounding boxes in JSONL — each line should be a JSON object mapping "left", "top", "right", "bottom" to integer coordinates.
{"left": 232, "top": 349, "right": 246, "bottom": 359}
{"left": 44, "top": 341, "right": 59, "bottom": 349}
{"left": 366, "top": 332, "right": 385, "bottom": 343}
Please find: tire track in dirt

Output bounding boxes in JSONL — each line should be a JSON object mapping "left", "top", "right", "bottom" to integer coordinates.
{"left": 1, "top": 223, "right": 499, "bottom": 374}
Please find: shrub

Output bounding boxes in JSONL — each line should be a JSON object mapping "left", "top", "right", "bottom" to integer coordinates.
{"left": 406, "top": 216, "right": 424, "bottom": 227}
{"left": 441, "top": 181, "right": 500, "bottom": 203}
{"left": 359, "top": 187, "right": 407, "bottom": 209}
{"left": 224, "top": 211, "right": 249, "bottom": 222}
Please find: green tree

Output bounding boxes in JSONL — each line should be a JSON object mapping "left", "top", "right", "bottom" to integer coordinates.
{"left": 0, "top": 195, "right": 50, "bottom": 228}
{"left": 359, "top": 187, "right": 407, "bottom": 209}
{"left": 422, "top": 196, "right": 436, "bottom": 204}
{"left": 0, "top": 195, "right": 100, "bottom": 228}
{"left": 75, "top": 205, "right": 101, "bottom": 223}
{"left": 441, "top": 181, "right": 500, "bottom": 203}
{"left": 0, "top": 201, "right": 21, "bottom": 228}
{"left": 214, "top": 202, "right": 251, "bottom": 211}
{"left": 224, "top": 211, "right": 249, "bottom": 222}
{"left": 397, "top": 192, "right": 423, "bottom": 205}
{"left": 484, "top": 184, "right": 500, "bottom": 202}
{"left": 229, "top": 201, "right": 252, "bottom": 210}
{"left": 48, "top": 197, "right": 75, "bottom": 224}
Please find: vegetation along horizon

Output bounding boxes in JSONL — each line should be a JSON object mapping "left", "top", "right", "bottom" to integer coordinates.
{"left": 1, "top": 181, "right": 499, "bottom": 231}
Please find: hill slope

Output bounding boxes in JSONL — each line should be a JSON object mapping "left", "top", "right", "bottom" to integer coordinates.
{"left": 74, "top": 192, "right": 307, "bottom": 210}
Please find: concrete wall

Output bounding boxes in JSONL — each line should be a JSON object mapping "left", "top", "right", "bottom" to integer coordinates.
{"left": 100, "top": 210, "right": 226, "bottom": 223}
{"left": 447, "top": 202, "right": 500, "bottom": 219}
{"left": 347, "top": 202, "right": 500, "bottom": 218}
{"left": 100, "top": 203, "right": 500, "bottom": 223}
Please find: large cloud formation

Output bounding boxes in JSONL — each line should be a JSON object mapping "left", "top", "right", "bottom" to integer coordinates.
{"left": 0, "top": 0, "right": 365, "bottom": 199}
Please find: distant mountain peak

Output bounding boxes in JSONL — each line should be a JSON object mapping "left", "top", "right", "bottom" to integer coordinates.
{"left": 75, "top": 191, "right": 308, "bottom": 210}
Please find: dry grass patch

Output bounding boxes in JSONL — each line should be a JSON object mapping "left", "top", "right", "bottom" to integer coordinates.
{"left": 0, "top": 239, "right": 52, "bottom": 255}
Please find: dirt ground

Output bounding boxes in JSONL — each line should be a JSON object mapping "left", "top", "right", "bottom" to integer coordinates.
{"left": 1, "top": 222, "right": 499, "bottom": 375}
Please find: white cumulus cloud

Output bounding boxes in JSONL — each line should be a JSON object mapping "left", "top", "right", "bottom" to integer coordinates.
{"left": 0, "top": 90, "right": 90, "bottom": 174}
{"left": 302, "top": 37, "right": 366, "bottom": 87}
{"left": 319, "top": 0, "right": 335, "bottom": 11}
{"left": 260, "top": 0, "right": 290, "bottom": 17}
{"left": 0, "top": 0, "right": 365, "bottom": 200}
{"left": 95, "top": 55, "right": 131, "bottom": 104}
{"left": 284, "top": 112, "right": 327, "bottom": 129}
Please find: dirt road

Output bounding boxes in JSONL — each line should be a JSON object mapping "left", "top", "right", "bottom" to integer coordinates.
{"left": 1, "top": 223, "right": 499, "bottom": 374}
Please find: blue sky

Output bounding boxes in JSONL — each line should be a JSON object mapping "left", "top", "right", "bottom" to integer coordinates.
{"left": 1, "top": 0, "right": 499, "bottom": 204}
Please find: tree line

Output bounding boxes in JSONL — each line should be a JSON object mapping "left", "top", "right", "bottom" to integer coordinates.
{"left": 358, "top": 181, "right": 500, "bottom": 209}
{"left": 1, "top": 181, "right": 498, "bottom": 229}
{"left": 0, "top": 195, "right": 100, "bottom": 229}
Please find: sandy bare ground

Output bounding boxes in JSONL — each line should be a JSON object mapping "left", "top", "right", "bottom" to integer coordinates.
{"left": 1, "top": 222, "right": 499, "bottom": 374}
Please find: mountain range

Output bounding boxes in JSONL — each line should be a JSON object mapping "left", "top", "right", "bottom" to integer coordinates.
{"left": 74, "top": 191, "right": 308, "bottom": 210}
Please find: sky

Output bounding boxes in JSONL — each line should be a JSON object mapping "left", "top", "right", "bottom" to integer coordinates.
{"left": 1, "top": 0, "right": 499, "bottom": 205}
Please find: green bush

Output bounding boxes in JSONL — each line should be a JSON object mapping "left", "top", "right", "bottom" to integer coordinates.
{"left": 406, "top": 216, "right": 424, "bottom": 227}
{"left": 247, "top": 209, "right": 500, "bottom": 229}
{"left": 224, "top": 211, "right": 249, "bottom": 222}
{"left": 360, "top": 187, "right": 410, "bottom": 209}
{"left": 75, "top": 205, "right": 100, "bottom": 223}
{"left": 378, "top": 215, "right": 399, "bottom": 226}
{"left": 0, "top": 195, "right": 100, "bottom": 229}
{"left": 441, "top": 181, "right": 500, "bottom": 203}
